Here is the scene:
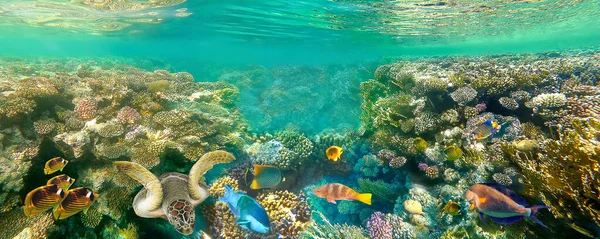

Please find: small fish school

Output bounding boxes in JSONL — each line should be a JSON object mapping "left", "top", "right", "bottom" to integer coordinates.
{"left": 23, "top": 157, "right": 98, "bottom": 219}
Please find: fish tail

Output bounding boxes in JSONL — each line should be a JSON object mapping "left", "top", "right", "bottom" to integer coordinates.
{"left": 219, "top": 184, "right": 234, "bottom": 202}
{"left": 528, "top": 205, "right": 551, "bottom": 230}
{"left": 355, "top": 193, "right": 372, "bottom": 205}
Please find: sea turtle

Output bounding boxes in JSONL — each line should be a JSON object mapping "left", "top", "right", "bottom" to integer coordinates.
{"left": 115, "top": 150, "right": 235, "bottom": 235}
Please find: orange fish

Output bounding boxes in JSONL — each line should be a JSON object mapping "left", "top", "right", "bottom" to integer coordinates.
{"left": 47, "top": 174, "right": 75, "bottom": 190}
{"left": 53, "top": 187, "right": 99, "bottom": 219}
{"left": 44, "top": 157, "right": 68, "bottom": 175}
{"left": 312, "top": 183, "right": 371, "bottom": 205}
{"left": 23, "top": 184, "right": 65, "bottom": 216}
{"left": 326, "top": 146, "right": 343, "bottom": 162}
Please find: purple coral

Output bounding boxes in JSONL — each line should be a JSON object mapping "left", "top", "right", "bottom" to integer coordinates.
{"left": 418, "top": 162, "right": 429, "bottom": 171}
{"left": 475, "top": 103, "right": 487, "bottom": 112}
{"left": 367, "top": 211, "right": 393, "bottom": 239}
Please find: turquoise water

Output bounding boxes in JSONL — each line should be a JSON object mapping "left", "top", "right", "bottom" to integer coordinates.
{"left": 1, "top": 1, "right": 600, "bottom": 239}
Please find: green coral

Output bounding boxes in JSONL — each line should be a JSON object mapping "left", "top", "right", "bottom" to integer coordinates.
{"left": 80, "top": 207, "right": 103, "bottom": 228}
{"left": 358, "top": 178, "right": 401, "bottom": 203}
{"left": 354, "top": 154, "right": 382, "bottom": 177}
{"left": 299, "top": 212, "right": 369, "bottom": 239}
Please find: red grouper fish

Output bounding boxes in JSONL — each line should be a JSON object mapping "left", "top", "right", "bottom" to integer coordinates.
{"left": 466, "top": 183, "right": 550, "bottom": 229}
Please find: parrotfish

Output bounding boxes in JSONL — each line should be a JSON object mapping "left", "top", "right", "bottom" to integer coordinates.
{"left": 219, "top": 185, "right": 271, "bottom": 234}
{"left": 23, "top": 184, "right": 65, "bottom": 216}
{"left": 465, "top": 183, "right": 549, "bottom": 228}
{"left": 472, "top": 120, "right": 501, "bottom": 141}
{"left": 44, "top": 157, "right": 68, "bottom": 175}
{"left": 47, "top": 174, "right": 75, "bottom": 190}
{"left": 312, "top": 183, "right": 372, "bottom": 205}
{"left": 326, "top": 146, "right": 343, "bottom": 162}
{"left": 53, "top": 187, "right": 99, "bottom": 219}
{"left": 246, "top": 164, "right": 285, "bottom": 189}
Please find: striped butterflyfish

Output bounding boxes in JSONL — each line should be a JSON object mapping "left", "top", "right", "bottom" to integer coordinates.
{"left": 53, "top": 187, "right": 99, "bottom": 219}
{"left": 44, "top": 157, "right": 68, "bottom": 175}
{"left": 23, "top": 184, "right": 65, "bottom": 216}
{"left": 47, "top": 174, "right": 75, "bottom": 190}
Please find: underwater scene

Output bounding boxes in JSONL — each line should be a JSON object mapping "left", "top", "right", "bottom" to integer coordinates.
{"left": 1, "top": 1, "right": 600, "bottom": 239}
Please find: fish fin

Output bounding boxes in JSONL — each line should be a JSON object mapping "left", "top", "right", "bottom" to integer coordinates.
{"left": 327, "top": 196, "right": 336, "bottom": 204}
{"left": 219, "top": 184, "right": 233, "bottom": 202}
{"left": 528, "top": 205, "right": 551, "bottom": 230}
{"left": 489, "top": 215, "right": 524, "bottom": 225}
{"left": 355, "top": 193, "right": 372, "bottom": 205}
{"left": 237, "top": 219, "right": 251, "bottom": 229}
{"left": 250, "top": 180, "right": 261, "bottom": 190}
{"left": 479, "top": 212, "right": 486, "bottom": 225}
{"left": 253, "top": 164, "right": 269, "bottom": 175}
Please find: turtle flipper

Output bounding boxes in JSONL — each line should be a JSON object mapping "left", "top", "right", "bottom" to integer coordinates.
{"left": 188, "top": 150, "right": 235, "bottom": 200}
{"left": 114, "top": 161, "right": 163, "bottom": 213}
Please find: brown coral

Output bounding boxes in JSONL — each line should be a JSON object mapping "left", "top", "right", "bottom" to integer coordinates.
{"left": 116, "top": 106, "right": 141, "bottom": 124}
{"left": 75, "top": 98, "right": 98, "bottom": 120}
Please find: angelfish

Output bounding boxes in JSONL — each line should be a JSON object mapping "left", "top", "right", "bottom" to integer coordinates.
{"left": 53, "top": 187, "right": 99, "bottom": 219}
{"left": 465, "top": 183, "right": 549, "bottom": 228}
{"left": 219, "top": 185, "right": 270, "bottom": 234}
{"left": 44, "top": 157, "right": 68, "bottom": 175}
{"left": 23, "top": 184, "right": 65, "bottom": 216}
{"left": 47, "top": 174, "right": 75, "bottom": 190}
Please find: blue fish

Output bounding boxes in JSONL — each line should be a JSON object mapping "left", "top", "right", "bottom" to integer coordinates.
{"left": 472, "top": 120, "right": 501, "bottom": 140}
{"left": 219, "top": 185, "right": 271, "bottom": 234}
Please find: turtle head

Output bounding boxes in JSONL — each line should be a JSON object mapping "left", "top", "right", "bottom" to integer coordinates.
{"left": 166, "top": 199, "right": 196, "bottom": 235}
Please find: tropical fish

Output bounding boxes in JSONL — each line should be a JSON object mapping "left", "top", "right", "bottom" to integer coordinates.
{"left": 44, "top": 157, "right": 68, "bottom": 175}
{"left": 23, "top": 184, "right": 65, "bottom": 216}
{"left": 326, "top": 146, "right": 343, "bottom": 162}
{"left": 465, "top": 183, "right": 549, "bottom": 228}
{"left": 512, "top": 139, "right": 538, "bottom": 152}
{"left": 219, "top": 185, "right": 270, "bottom": 234}
{"left": 414, "top": 137, "right": 428, "bottom": 151}
{"left": 53, "top": 187, "right": 99, "bottom": 219}
{"left": 312, "top": 183, "right": 372, "bottom": 205}
{"left": 443, "top": 201, "right": 462, "bottom": 216}
{"left": 472, "top": 120, "right": 501, "bottom": 140}
{"left": 246, "top": 164, "right": 285, "bottom": 189}
{"left": 444, "top": 145, "right": 463, "bottom": 161}
{"left": 47, "top": 174, "right": 75, "bottom": 190}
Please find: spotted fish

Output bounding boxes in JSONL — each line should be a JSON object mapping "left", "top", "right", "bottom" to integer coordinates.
{"left": 53, "top": 187, "right": 99, "bottom": 219}
{"left": 44, "top": 157, "right": 68, "bottom": 175}
{"left": 23, "top": 184, "right": 65, "bottom": 216}
{"left": 47, "top": 174, "right": 75, "bottom": 190}
{"left": 312, "top": 183, "right": 372, "bottom": 205}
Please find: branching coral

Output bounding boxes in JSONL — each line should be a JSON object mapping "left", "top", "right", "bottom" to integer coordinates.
{"left": 299, "top": 212, "right": 369, "bottom": 239}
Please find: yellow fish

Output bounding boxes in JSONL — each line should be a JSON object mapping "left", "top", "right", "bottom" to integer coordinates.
{"left": 47, "top": 174, "right": 75, "bottom": 190}
{"left": 414, "top": 137, "right": 428, "bottom": 151}
{"left": 246, "top": 164, "right": 285, "bottom": 189}
{"left": 326, "top": 146, "right": 343, "bottom": 162}
{"left": 23, "top": 184, "right": 65, "bottom": 216}
{"left": 512, "top": 139, "right": 538, "bottom": 152}
{"left": 443, "top": 201, "right": 462, "bottom": 216}
{"left": 53, "top": 187, "right": 99, "bottom": 219}
{"left": 44, "top": 157, "right": 68, "bottom": 175}
{"left": 444, "top": 145, "right": 463, "bottom": 161}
